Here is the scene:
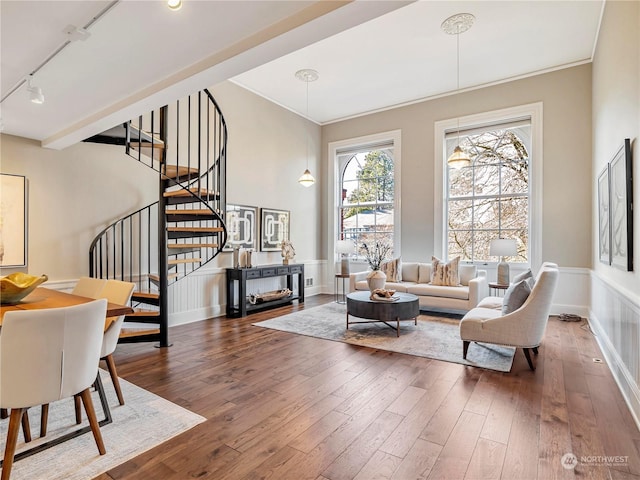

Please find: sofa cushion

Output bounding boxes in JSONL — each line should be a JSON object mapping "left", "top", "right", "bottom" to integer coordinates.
{"left": 431, "top": 256, "right": 460, "bottom": 286}
{"left": 459, "top": 264, "right": 477, "bottom": 286}
{"left": 477, "top": 296, "right": 503, "bottom": 310}
{"left": 407, "top": 284, "right": 469, "bottom": 300}
{"left": 502, "top": 279, "right": 531, "bottom": 314}
{"left": 384, "top": 281, "right": 410, "bottom": 293}
{"left": 381, "top": 257, "right": 402, "bottom": 282}
{"left": 418, "top": 263, "right": 431, "bottom": 284}
{"left": 402, "top": 262, "right": 419, "bottom": 283}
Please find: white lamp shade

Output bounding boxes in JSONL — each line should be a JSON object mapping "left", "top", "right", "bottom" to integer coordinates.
{"left": 489, "top": 238, "right": 517, "bottom": 257}
{"left": 447, "top": 145, "right": 471, "bottom": 169}
{"left": 298, "top": 169, "right": 315, "bottom": 187}
{"left": 336, "top": 240, "right": 354, "bottom": 255}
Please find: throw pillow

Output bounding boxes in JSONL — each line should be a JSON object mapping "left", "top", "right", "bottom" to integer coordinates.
{"left": 459, "top": 264, "right": 477, "bottom": 286}
{"left": 502, "top": 279, "right": 531, "bottom": 314}
{"left": 512, "top": 269, "right": 535, "bottom": 289}
{"left": 430, "top": 256, "right": 460, "bottom": 286}
{"left": 381, "top": 257, "right": 402, "bottom": 282}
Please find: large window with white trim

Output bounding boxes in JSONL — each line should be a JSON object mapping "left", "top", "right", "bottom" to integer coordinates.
{"left": 446, "top": 119, "right": 531, "bottom": 263}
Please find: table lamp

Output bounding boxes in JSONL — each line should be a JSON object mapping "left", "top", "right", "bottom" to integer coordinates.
{"left": 336, "top": 240, "right": 354, "bottom": 275}
{"left": 489, "top": 238, "right": 517, "bottom": 285}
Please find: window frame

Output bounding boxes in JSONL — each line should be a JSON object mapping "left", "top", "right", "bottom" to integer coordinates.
{"left": 434, "top": 103, "right": 543, "bottom": 268}
{"left": 328, "top": 130, "right": 402, "bottom": 276}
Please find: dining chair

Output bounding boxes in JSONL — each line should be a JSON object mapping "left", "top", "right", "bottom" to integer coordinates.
{"left": 72, "top": 276, "right": 107, "bottom": 298}
{"left": 0, "top": 299, "right": 108, "bottom": 480}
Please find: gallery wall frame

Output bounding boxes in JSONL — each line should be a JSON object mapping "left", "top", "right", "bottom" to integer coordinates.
{"left": 0, "top": 174, "right": 27, "bottom": 267}
{"left": 597, "top": 164, "right": 611, "bottom": 265}
{"left": 260, "top": 208, "right": 290, "bottom": 251}
{"left": 223, "top": 204, "right": 258, "bottom": 251}
{"left": 609, "top": 138, "right": 633, "bottom": 271}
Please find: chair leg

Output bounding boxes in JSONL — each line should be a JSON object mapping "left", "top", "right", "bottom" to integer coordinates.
{"left": 463, "top": 341, "right": 470, "bottom": 359}
{"left": 532, "top": 346, "right": 539, "bottom": 355}
{"left": 523, "top": 348, "right": 535, "bottom": 371}
{"left": 40, "top": 404, "right": 49, "bottom": 437}
{"left": 104, "top": 354, "right": 125, "bottom": 406}
{"left": 74, "top": 395, "right": 82, "bottom": 424}
{"left": 79, "top": 388, "right": 106, "bottom": 455}
{"left": 21, "top": 409, "right": 32, "bottom": 443}
{"left": 2, "top": 408, "right": 26, "bottom": 480}
{"left": 0, "top": 408, "right": 7, "bottom": 419}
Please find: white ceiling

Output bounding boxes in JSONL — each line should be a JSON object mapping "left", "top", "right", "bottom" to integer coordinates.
{"left": 0, "top": 0, "right": 603, "bottom": 150}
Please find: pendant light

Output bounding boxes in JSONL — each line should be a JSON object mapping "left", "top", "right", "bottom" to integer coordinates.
{"left": 295, "top": 68, "right": 318, "bottom": 187}
{"left": 442, "top": 13, "right": 474, "bottom": 169}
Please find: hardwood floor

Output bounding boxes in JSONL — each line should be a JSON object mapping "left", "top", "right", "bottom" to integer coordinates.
{"left": 96, "top": 295, "right": 640, "bottom": 480}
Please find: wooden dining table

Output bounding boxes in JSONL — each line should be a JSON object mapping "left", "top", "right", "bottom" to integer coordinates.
{"left": 0, "top": 286, "right": 135, "bottom": 465}
{"left": 0, "top": 287, "right": 134, "bottom": 329}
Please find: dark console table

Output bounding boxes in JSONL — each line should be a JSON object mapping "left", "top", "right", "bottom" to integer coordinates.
{"left": 225, "top": 264, "right": 304, "bottom": 317}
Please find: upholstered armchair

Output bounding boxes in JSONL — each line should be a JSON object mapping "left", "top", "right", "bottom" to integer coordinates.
{"left": 459, "top": 263, "right": 559, "bottom": 370}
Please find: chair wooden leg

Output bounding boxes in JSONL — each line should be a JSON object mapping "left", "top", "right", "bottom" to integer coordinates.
{"left": 532, "top": 346, "right": 539, "bottom": 355}
{"left": 0, "top": 408, "right": 7, "bottom": 419}
{"left": 523, "top": 348, "right": 535, "bottom": 371}
{"left": 21, "top": 409, "right": 32, "bottom": 443}
{"left": 74, "top": 395, "right": 82, "bottom": 424}
{"left": 463, "top": 341, "right": 470, "bottom": 359}
{"left": 2, "top": 408, "right": 26, "bottom": 480}
{"left": 104, "top": 354, "right": 125, "bottom": 405}
{"left": 79, "top": 388, "right": 106, "bottom": 455}
{"left": 40, "top": 404, "right": 49, "bottom": 437}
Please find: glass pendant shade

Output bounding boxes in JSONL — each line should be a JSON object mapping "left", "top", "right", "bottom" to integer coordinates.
{"left": 298, "top": 169, "right": 315, "bottom": 187}
{"left": 447, "top": 145, "right": 471, "bottom": 168}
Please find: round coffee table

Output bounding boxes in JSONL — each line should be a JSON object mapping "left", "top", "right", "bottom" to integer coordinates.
{"left": 346, "top": 291, "right": 420, "bottom": 337}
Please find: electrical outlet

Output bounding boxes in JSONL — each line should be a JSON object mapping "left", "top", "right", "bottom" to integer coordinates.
{"left": 305, "top": 278, "right": 313, "bottom": 287}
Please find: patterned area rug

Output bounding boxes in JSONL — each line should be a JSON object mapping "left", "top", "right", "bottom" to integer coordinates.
{"left": 254, "top": 302, "right": 515, "bottom": 372}
{"left": 1, "top": 370, "right": 205, "bottom": 480}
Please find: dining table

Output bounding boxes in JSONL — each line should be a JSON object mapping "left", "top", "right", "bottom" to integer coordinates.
{"left": 0, "top": 286, "right": 135, "bottom": 464}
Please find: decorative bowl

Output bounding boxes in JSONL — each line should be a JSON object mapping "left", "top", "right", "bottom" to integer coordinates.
{"left": 0, "top": 273, "right": 48, "bottom": 305}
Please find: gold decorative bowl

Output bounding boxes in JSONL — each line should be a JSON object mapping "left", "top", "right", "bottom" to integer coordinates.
{"left": 0, "top": 273, "right": 48, "bottom": 305}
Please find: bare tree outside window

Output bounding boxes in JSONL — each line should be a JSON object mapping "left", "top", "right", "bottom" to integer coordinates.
{"left": 447, "top": 125, "right": 530, "bottom": 263}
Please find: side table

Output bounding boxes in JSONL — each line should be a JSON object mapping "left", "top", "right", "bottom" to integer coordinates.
{"left": 335, "top": 273, "right": 349, "bottom": 304}
{"left": 489, "top": 282, "right": 509, "bottom": 296}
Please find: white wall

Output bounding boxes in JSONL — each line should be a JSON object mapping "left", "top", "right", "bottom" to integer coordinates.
{"left": 590, "top": 0, "right": 640, "bottom": 427}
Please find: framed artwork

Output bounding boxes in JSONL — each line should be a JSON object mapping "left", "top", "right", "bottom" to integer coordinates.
{"left": 223, "top": 204, "right": 258, "bottom": 251}
{"left": 610, "top": 138, "right": 633, "bottom": 271}
{"left": 597, "top": 164, "right": 610, "bottom": 265}
{"left": 260, "top": 208, "right": 290, "bottom": 251}
{"left": 0, "top": 174, "right": 27, "bottom": 267}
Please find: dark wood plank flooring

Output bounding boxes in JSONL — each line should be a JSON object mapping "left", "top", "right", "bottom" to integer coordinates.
{"left": 96, "top": 295, "right": 640, "bottom": 480}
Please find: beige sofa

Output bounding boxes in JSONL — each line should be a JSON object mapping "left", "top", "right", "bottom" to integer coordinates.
{"left": 459, "top": 262, "right": 559, "bottom": 370}
{"left": 349, "top": 261, "right": 489, "bottom": 313}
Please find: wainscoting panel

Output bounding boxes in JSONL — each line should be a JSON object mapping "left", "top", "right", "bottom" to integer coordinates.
{"left": 590, "top": 272, "right": 640, "bottom": 429}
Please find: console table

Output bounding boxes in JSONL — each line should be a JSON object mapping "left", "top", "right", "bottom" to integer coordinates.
{"left": 225, "top": 264, "right": 304, "bottom": 317}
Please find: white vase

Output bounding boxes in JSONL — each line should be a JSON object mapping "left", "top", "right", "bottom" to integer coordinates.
{"left": 366, "top": 269, "right": 387, "bottom": 292}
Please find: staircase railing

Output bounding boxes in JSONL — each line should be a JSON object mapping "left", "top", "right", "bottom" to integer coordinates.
{"left": 88, "top": 88, "right": 227, "bottom": 347}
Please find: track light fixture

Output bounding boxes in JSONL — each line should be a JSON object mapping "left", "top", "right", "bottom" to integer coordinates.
{"left": 27, "top": 75, "right": 44, "bottom": 105}
{"left": 167, "top": 0, "right": 182, "bottom": 11}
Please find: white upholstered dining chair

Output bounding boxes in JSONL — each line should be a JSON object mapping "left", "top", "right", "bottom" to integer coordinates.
{"left": 72, "top": 276, "right": 108, "bottom": 298}
{"left": 0, "top": 299, "right": 108, "bottom": 480}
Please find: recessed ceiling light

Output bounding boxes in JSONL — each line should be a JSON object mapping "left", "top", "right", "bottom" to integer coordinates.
{"left": 167, "top": 0, "right": 182, "bottom": 11}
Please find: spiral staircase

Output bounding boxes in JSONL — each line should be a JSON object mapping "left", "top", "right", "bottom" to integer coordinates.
{"left": 85, "top": 89, "right": 228, "bottom": 347}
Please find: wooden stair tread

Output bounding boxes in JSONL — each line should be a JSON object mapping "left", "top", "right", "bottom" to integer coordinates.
{"left": 169, "top": 258, "right": 202, "bottom": 265}
{"left": 163, "top": 165, "right": 198, "bottom": 178}
{"left": 132, "top": 292, "right": 160, "bottom": 300}
{"left": 168, "top": 243, "right": 218, "bottom": 249}
{"left": 149, "top": 273, "right": 179, "bottom": 282}
{"left": 125, "top": 310, "right": 161, "bottom": 317}
{"left": 119, "top": 328, "right": 161, "bottom": 338}
{"left": 164, "top": 188, "right": 218, "bottom": 198}
{"left": 130, "top": 141, "right": 164, "bottom": 149}
{"left": 168, "top": 227, "right": 224, "bottom": 232}
{"left": 166, "top": 209, "right": 215, "bottom": 215}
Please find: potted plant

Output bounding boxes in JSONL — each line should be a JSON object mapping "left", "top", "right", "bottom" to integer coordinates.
{"left": 361, "top": 240, "right": 391, "bottom": 292}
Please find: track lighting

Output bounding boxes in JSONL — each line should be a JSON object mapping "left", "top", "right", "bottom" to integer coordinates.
{"left": 167, "top": 0, "right": 182, "bottom": 11}
{"left": 27, "top": 75, "right": 44, "bottom": 105}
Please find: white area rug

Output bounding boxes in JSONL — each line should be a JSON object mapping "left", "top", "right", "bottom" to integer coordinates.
{"left": 254, "top": 302, "right": 515, "bottom": 372}
{"left": 1, "top": 370, "right": 205, "bottom": 480}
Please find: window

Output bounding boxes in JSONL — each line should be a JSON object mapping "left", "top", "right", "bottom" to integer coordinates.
{"left": 446, "top": 119, "right": 531, "bottom": 263}
{"left": 328, "top": 130, "right": 401, "bottom": 267}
